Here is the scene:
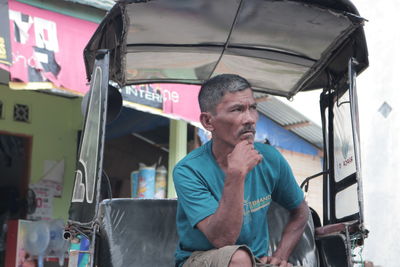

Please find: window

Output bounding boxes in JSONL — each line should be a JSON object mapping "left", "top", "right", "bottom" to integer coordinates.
{"left": 13, "top": 103, "right": 30, "bottom": 123}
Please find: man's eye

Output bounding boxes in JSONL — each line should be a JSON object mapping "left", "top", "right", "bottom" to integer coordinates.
{"left": 250, "top": 105, "right": 257, "bottom": 110}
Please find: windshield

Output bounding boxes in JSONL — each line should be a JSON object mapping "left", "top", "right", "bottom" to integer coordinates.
{"left": 333, "top": 91, "right": 357, "bottom": 182}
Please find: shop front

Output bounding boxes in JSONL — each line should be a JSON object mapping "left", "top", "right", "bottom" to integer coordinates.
{"left": 0, "top": 1, "right": 96, "bottom": 266}
{"left": 0, "top": 2, "right": 201, "bottom": 265}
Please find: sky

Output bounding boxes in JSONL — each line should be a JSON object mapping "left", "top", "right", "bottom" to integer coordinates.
{"left": 282, "top": 1, "right": 400, "bottom": 266}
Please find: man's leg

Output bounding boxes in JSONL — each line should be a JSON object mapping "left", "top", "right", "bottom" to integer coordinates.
{"left": 229, "top": 248, "right": 253, "bottom": 267}
{"left": 183, "top": 245, "right": 255, "bottom": 267}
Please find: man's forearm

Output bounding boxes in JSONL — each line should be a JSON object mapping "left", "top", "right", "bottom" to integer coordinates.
{"left": 196, "top": 139, "right": 262, "bottom": 248}
{"left": 272, "top": 200, "right": 309, "bottom": 261}
{"left": 196, "top": 172, "right": 245, "bottom": 248}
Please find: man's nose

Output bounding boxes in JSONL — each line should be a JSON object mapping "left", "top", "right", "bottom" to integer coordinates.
{"left": 243, "top": 109, "right": 258, "bottom": 124}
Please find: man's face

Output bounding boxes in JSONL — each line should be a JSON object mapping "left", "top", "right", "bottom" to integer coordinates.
{"left": 209, "top": 88, "right": 258, "bottom": 147}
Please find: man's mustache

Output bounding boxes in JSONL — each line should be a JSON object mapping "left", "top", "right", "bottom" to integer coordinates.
{"left": 238, "top": 125, "right": 256, "bottom": 136}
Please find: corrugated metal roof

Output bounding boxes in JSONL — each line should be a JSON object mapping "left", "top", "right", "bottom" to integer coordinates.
{"left": 64, "top": 0, "right": 114, "bottom": 10}
{"left": 255, "top": 93, "right": 323, "bottom": 150}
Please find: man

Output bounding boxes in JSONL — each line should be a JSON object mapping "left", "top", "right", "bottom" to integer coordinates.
{"left": 173, "top": 74, "right": 309, "bottom": 267}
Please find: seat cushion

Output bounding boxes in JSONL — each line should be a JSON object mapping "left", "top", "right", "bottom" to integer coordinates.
{"left": 268, "top": 201, "right": 319, "bottom": 267}
{"left": 97, "top": 198, "right": 178, "bottom": 267}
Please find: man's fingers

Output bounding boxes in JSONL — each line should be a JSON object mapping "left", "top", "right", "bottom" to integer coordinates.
{"left": 227, "top": 140, "right": 262, "bottom": 175}
{"left": 258, "top": 256, "right": 295, "bottom": 267}
{"left": 279, "top": 261, "right": 292, "bottom": 267}
{"left": 257, "top": 256, "right": 269, "bottom": 264}
{"left": 268, "top": 257, "right": 280, "bottom": 265}
{"left": 265, "top": 256, "right": 294, "bottom": 267}
{"left": 277, "top": 260, "right": 293, "bottom": 267}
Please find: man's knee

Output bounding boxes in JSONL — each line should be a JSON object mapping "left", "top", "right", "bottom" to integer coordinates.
{"left": 229, "top": 249, "right": 253, "bottom": 267}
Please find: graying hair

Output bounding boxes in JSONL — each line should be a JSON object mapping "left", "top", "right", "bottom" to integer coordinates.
{"left": 198, "top": 74, "right": 251, "bottom": 113}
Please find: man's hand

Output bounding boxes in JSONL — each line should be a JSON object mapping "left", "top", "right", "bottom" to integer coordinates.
{"left": 226, "top": 140, "right": 262, "bottom": 178}
{"left": 258, "top": 256, "right": 293, "bottom": 267}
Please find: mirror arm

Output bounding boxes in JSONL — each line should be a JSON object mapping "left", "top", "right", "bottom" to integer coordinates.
{"left": 300, "top": 170, "right": 330, "bottom": 192}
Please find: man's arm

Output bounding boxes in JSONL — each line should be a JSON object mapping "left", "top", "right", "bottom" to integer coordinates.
{"left": 196, "top": 140, "right": 262, "bottom": 248}
{"left": 196, "top": 169, "right": 245, "bottom": 248}
{"left": 261, "top": 200, "right": 309, "bottom": 266}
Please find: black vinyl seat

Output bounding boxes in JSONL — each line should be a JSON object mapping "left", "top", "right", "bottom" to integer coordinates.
{"left": 268, "top": 202, "right": 319, "bottom": 267}
{"left": 98, "top": 199, "right": 179, "bottom": 267}
{"left": 97, "top": 199, "right": 318, "bottom": 267}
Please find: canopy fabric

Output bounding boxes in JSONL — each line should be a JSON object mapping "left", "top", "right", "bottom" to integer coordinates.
{"left": 84, "top": 0, "right": 368, "bottom": 98}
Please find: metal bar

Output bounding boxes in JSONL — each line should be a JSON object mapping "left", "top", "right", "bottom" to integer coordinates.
{"left": 348, "top": 57, "right": 365, "bottom": 225}
{"left": 207, "top": 0, "right": 245, "bottom": 79}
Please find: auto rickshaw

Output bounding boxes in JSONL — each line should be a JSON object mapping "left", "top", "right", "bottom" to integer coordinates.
{"left": 65, "top": 0, "right": 369, "bottom": 266}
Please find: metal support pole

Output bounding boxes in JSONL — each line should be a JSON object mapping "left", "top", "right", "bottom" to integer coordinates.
{"left": 167, "top": 119, "right": 187, "bottom": 198}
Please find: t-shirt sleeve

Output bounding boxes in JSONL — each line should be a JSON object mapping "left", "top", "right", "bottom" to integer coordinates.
{"left": 173, "top": 165, "right": 219, "bottom": 228}
{"left": 271, "top": 150, "right": 304, "bottom": 210}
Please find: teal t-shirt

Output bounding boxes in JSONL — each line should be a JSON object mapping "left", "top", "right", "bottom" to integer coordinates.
{"left": 173, "top": 141, "right": 304, "bottom": 266}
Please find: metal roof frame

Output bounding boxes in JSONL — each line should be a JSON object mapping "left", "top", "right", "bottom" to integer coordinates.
{"left": 83, "top": 0, "right": 368, "bottom": 99}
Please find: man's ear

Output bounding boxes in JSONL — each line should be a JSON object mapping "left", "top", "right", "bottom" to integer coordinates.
{"left": 200, "top": 112, "right": 214, "bottom": 132}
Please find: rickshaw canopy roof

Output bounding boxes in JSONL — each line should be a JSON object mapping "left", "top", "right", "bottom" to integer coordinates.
{"left": 84, "top": 0, "right": 368, "bottom": 98}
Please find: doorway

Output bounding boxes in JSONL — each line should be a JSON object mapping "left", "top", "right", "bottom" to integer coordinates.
{"left": 0, "top": 132, "right": 32, "bottom": 219}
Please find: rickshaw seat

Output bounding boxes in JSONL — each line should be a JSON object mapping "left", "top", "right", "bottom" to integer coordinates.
{"left": 268, "top": 201, "right": 319, "bottom": 267}
{"left": 97, "top": 199, "right": 318, "bottom": 267}
{"left": 97, "top": 198, "right": 178, "bottom": 267}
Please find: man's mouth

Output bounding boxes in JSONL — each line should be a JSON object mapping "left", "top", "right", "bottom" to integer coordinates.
{"left": 239, "top": 129, "right": 256, "bottom": 138}
{"left": 241, "top": 130, "right": 255, "bottom": 135}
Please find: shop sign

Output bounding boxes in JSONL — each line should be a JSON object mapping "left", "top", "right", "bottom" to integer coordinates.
{"left": 7, "top": 0, "right": 97, "bottom": 94}
{"left": 121, "top": 83, "right": 201, "bottom": 123}
{"left": 0, "top": 0, "right": 12, "bottom": 72}
{"left": 121, "top": 84, "right": 164, "bottom": 109}
{"left": 6, "top": 1, "right": 202, "bottom": 124}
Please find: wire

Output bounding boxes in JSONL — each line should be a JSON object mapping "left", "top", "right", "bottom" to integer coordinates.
{"left": 102, "top": 170, "right": 113, "bottom": 200}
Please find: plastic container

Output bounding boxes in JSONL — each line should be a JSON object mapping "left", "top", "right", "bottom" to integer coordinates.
{"left": 131, "top": 170, "right": 139, "bottom": 198}
{"left": 137, "top": 163, "right": 156, "bottom": 198}
{"left": 69, "top": 234, "right": 90, "bottom": 267}
{"left": 155, "top": 166, "right": 167, "bottom": 199}
{"left": 47, "top": 219, "right": 69, "bottom": 266}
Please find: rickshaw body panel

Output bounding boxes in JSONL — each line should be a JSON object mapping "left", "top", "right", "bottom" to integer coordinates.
{"left": 67, "top": 1, "right": 369, "bottom": 266}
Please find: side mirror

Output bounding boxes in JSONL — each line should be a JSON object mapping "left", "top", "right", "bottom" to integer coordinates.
{"left": 81, "top": 85, "right": 122, "bottom": 124}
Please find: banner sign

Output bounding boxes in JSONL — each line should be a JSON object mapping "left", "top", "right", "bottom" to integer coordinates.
{"left": 7, "top": 0, "right": 97, "bottom": 94}
{"left": 6, "top": 1, "right": 201, "bottom": 125}
{"left": 121, "top": 84, "right": 163, "bottom": 109}
{"left": 121, "top": 83, "right": 201, "bottom": 123}
{"left": 0, "top": 0, "right": 12, "bottom": 70}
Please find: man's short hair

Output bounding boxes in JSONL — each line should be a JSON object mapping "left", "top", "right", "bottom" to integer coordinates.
{"left": 198, "top": 74, "right": 252, "bottom": 113}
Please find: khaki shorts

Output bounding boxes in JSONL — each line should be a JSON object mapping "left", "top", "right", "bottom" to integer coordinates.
{"left": 182, "top": 245, "right": 256, "bottom": 267}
